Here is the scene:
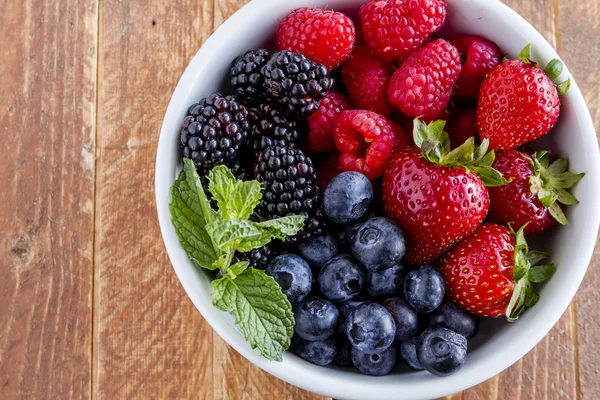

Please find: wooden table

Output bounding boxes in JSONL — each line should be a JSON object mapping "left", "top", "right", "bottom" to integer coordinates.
{"left": 1, "top": 0, "right": 598, "bottom": 398}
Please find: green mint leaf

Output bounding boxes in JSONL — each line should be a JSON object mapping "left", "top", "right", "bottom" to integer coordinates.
{"left": 230, "top": 180, "right": 263, "bottom": 220}
{"left": 543, "top": 59, "right": 563, "bottom": 80}
{"left": 528, "top": 263, "right": 556, "bottom": 283}
{"left": 208, "top": 166, "right": 263, "bottom": 220}
{"left": 207, "top": 218, "right": 261, "bottom": 250}
{"left": 182, "top": 158, "right": 218, "bottom": 226}
{"left": 227, "top": 261, "right": 249, "bottom": 279}
{"left": 208, "top": 166, "right": 236, "bottom": 218}
{"left": 237, "top": 216, "right": 306, "bottom": 253}
{"left": 211, "top": 268, "right": 294, "bottom": 361}
{"left": 556, "top": 78, "right": 571, "bottom": 96}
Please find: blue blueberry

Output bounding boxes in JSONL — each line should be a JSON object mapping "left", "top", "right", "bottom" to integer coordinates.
{"left": 346, "top": 302, "right": 396, "bottom": 354}
{"left": 297, "top": 234, "right": 341, "bottom": 272}
{"left": 294, "top": 297, "right": 339, "bottom": 341}
{"left": 334, "top": 336, "right": 353, "bottom": 367}
{"left": 318, "top": 255, "right": 364, "bottom": 302}
{"left": 418, "top": 326, "right": 467, "bottom": 376}
{"left": 404, "top": 265, "right": 445, "bottom": 313}
{"left": 364, "top": 264, "right": 403, "bottom": 298}
{"left": 382, "top": 297, "right": 419, "bottom": 342}
{"left": 351, "top": 346, "right": 397, "bottom": 376}
{"left": 337, "top": 211, "right": 377, "bottom": 247}
{"left": 324, "top": 172, "right": 373, "bottom": 224}
{"left": 266, "top": 254, "right": 312, "bottom": 306}
{"left": 428, "top": 300, "right": 479, "bottom": 340}
{"left": 337, "top": 300, "right": 366, "bottom": 334}
{"left": 352, "top": 217, "right": 406, "bottom": 270}
{"left": 294, "top": 337, "right": 337, "bottom": 366}
{"left": 399, "top": 337, "right": 424, "bottom": 371}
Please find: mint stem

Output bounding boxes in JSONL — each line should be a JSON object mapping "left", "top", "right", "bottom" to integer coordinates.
{"left": 218, "top": 248, "right": 236, "bottom": 278}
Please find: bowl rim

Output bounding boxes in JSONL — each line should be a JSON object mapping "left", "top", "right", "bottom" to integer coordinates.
{"left": 155, "top": 0, "right": 600, "bottom": 398}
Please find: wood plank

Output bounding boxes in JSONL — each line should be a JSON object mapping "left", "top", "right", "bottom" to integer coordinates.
{"left": 0, "top": 0, "right": 97, "bottom": 398}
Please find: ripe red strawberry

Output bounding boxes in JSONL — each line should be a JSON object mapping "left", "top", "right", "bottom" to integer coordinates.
{"left": 437, "top": 223, "right": 556, "bottom": 320}
{"left": 383, "top": 119, "right": 508, "bottom": 264}
{"left": 488, "top": 149, "right": 584, "bottom": 236}
{"left": 276, "top": 8, "right": 355, "bottom": 70}
{"left": 450, "top": 34, "right": 502, "bottom": 99}
{"left": 359, "top": 0, "right": 447, "bottom": 62}
{"left": 478, "top": 45, "right": 570, "bottom": 149}
{"left": 342, "top": 46, "right": 394, "bottom": 117}
{"left": 306, "top": 92, "right": 352, "bottom": 153}
{"left": 316, "top": 152, "right": 344, "bottom": 191}
{"left": 447, "top": 106, "right": 478, "bottom": 149}
{"left": 387, "top": 39, "right": 462, "bottom": 120}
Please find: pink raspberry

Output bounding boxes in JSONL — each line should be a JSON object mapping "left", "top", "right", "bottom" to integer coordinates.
{"left": 306, "top": 92, "right": 353, "bottom": 153}
{"left": 387, "top": 39, "right": 462, "bottom": 120}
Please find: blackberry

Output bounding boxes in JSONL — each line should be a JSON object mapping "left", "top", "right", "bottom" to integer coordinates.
{"left": 233, "top": 240, "right": 285, "bottom": 270}
{"left": 180, "top": 92, "right": 252, "bottom": 172}
{"left": 261, "top": 51, "right": 334, "bottom": 117}
{"left": 254, "top": 144, "right": 326, "bottom": 245}
{"left": 249, "top": 103, "right": 305, "bottom": 153}
{"left": 231, "top": 49, "right": 271, "bottom": 105}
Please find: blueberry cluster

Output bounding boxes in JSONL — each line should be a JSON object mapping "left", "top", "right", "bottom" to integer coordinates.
{"left": 265, "top": 172, "right": 479, "bottom": 376}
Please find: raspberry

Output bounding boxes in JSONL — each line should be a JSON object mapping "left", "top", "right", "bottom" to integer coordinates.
{"left": 387, "top": 39, "right": 462, "bottom": 120}
{"left": 342, "top": 46, "right": 394, "bottom": 117}
{"left": 333, "top": 110, "right": 400, "bottom": 179}
{"left": 276, "top": 8, "right": 355, "bottom": 70}
{"left": 306, "top": 92, "right": 352, "bottom": 153}
{"left": 316, "top": 152, "right": 344, "bottom": 191}
{"left": 450, "top": 34, "right": 502, "bottom": 99}
{"left": 447, "top": 106, "right": 478, "bottom": 149}
{"left": 359, "top": 0, "right": 447, "bottom": 62}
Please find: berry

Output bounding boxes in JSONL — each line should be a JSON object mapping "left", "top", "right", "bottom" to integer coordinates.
{"left": 294, "top": 337, "right": 338, "bottom": 366}
{"left": 261, "top": 50, "right": 333, "bottom": 117}
{"left": 181, "top": 92, "right": 252, "bottom": 172}
{"left": 351, "top": 217, "right": 406, "bottom": 270}
{"left": 399, "top": 337, "right": 424, "bottom": 371}
{"left": 316, "top": 152, "right": 344, "bottom": 192}
{"left": 387, "top": 39, "right": 462, "bottom": 121}
{"left": 276, "top": 8, "right": 355, "bottom": 70}
{"left": 333, "top": 110, "right": 399, "bottom": 179}
{"left": 418, "top": 326, "right": 467, "bottom": 376}
{"left": 404, "top": 265, "right": 445, "bottom": 313}
{"left": 335, "top": 336, "right": 353, "bottom": 366}
{"left": 306, "top": 92, "right": 352, "bottom": 153}
{"left": 382, "top": 297, "right": 419, "bottom": 341}
{"left": 351, "top": 346, "right": 397, "bottom": 376}
{"left": 488, "top": 150, "right": 584, "bottom": 236}
{"left": 249, "top": 103, "right": 302, "bottom": 153}
{"left": 233, "top": 239, "right": 283, "bottom": 270}
{"left": 318, "top": 254, "right": 365, "bottom": 302}
{"left": 428, "top": 300, "right": 478, "bottom": 340}
{"left": 338, "top": 300, "right": 367, "bottom": 320}
{"left": 359, "top": 0, "right": 447, "bottom": 62}
{"left": 449, "top": 35, "right": 502, "bottom": 99}
{"left": 297, "top": 234, "right": 341, "bottom": 273}
{"left": 346, "top": 302, "right": 396, "bottom": 354}
{"left": 447, "top": 106, "right": 478, "bottom": 149}
{"left": 437, "top": 223, "right": 555, "bottom": 320}
{"left": 254, "top": 144, "right": 326, "bottom": 244}
{"left": 364, "top": 264, "right": 403, "bottom": 298}
{"left": 294, "top": 297, "right": 339, "bottom": 341}
{"left": 341, "top": 46, "right": 394, "bottom": 117}
{"left": 324, "top": 172, "right": 373, "bottom": 225}
{"left": 230, "top": 49, "right": 270, "bottom": 104}
{"left": 266, "top": 254, "right": 313, "bottom": 306}
{"left": 477, "top": 47, "right": 568, "bottom": 149}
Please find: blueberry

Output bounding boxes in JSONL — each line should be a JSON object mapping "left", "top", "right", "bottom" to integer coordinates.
{"left": 334, "top": 336, "right": 353, "bottom": 367}
{"left": 266, "top": 254, "right": 312, "bottom": 306}
{"left": 346, "top": 302, "right": 396, "bottom": 354}
{"left": 364, "top": 264, "right": 403, "bottom": 298}
{"left": 338, "top": 211, "right": 377, "bottom": 247}
{"left": 428, "top": 300, "right": 479, "bottom": 340}
{"left": 418, "top": 326, "right": 467, "bottom": 376}
{"left": 404, "top": 265, "right": 445, "bottom": 313}
{"left": 399, "top": 337, "right": 424, "bottom": 371}
{"left": 294, "top": 337, "right": 337, "bottom": 366}
{"left": 297, "top": 234, "right": 341, "bottom": 272}
{"left": 352, "top": 217, "right": 406, "bottom": 270}
{"left": 294, "top": 297, "right": 339, "bottom": 341}
{"left": 318, "top": 255, "right": 364, "bottom": 302}
{"left": 351, "top": 346, "right": 397, "bottom": 376}
{"left": 337, "top": 300, "right": 366, "bottom": 334}
{"left": 382, "top": 297, "right": 419, "bottom": 342}
{"left": 324, "top": 172, "right": 373, "bottom": 224}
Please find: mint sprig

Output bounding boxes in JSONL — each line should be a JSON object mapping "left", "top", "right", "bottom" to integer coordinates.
{"left": 170, "top": 159, "right": 305, "bottom": 360}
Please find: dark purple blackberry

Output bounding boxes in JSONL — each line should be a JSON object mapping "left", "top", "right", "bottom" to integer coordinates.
{"left": 232, "top": 240, "right": 285, "bottom": 270}
{"left": 254, "top": 144, "right": 326, "bottom": 245}
{"left": 231, "top": 49, "right": 271, "bottom": 105}
{"left": 180, "top": 92, "right": 252, "bottom": 172}
{"left": 249, "top": 103, "right": 306, "bottom": 153}
{"left": 261, "top": 51, "right": 334, "bottom": 117}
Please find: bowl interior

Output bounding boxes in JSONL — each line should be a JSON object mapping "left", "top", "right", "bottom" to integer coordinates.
{"left": 155, "top": 0, "right": 600, "bottom": 399}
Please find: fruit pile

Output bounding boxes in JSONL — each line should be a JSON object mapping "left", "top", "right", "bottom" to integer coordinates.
{"left": 171, "top": 0, "right": 584, "bottom": 377}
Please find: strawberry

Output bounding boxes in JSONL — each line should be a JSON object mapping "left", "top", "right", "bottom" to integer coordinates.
{"left": 488, "top": 149, "right": 584, "bottom": 236}
{"left": 437, "top": 223, "right": 556, "bottom": 320}
{"left": 383, "top": 119, "right": 508, "bottom": 264}
{"left": 446, "top": 106, "right": 478, "bottom": 149}
{"left": 478, "top": 45, "right": 571, "bottom": 149}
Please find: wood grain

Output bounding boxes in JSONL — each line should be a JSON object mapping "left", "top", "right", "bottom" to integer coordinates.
{"left": 0, "top": 0, "right": 97, "bottom": 398}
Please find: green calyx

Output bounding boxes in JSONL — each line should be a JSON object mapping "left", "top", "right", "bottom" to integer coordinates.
{"left": 506, "top": 224, "right": 556, "bottom": 322}
{"left": 518, "top": 44, "right": 571, "bottom": 95}
{"left": 527, "top": 150, "right": 585, "bottom": 225}
{"left": 413, "top": 118, "right": 510, "bottom": 187}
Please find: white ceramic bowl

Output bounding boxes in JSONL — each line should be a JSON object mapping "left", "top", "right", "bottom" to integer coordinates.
{"left": 156, "top": 0, "right": 600, "bottom": 398}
